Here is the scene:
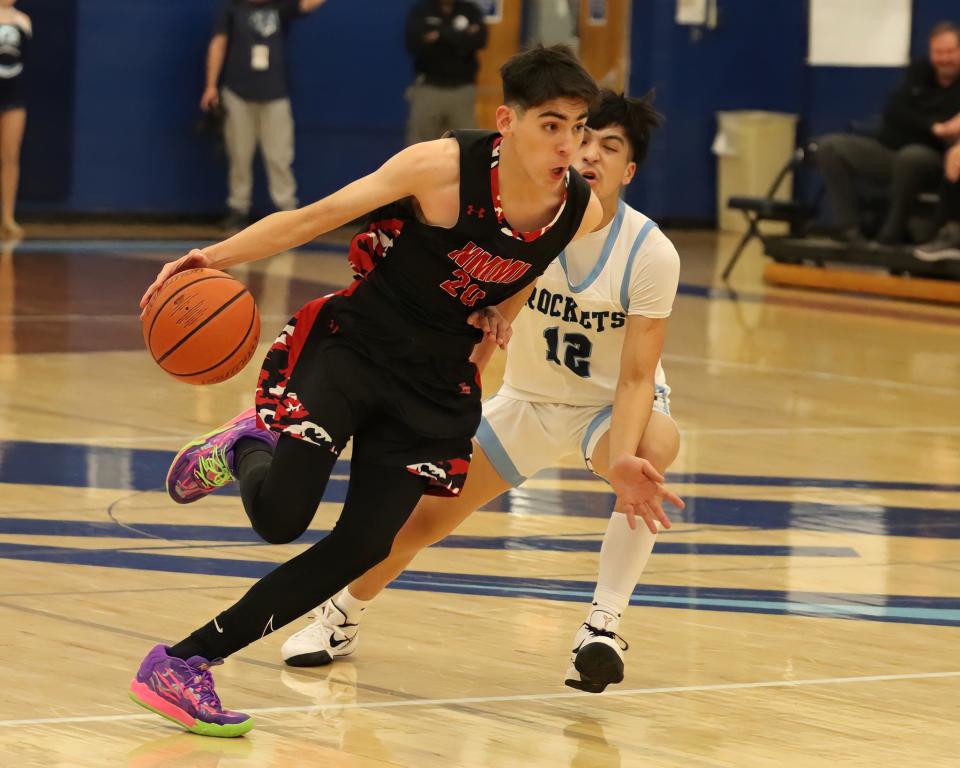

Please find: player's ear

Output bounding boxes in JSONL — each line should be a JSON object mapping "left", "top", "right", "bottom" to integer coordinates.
{"left": 496, "top": 105, "right": 517, "bottom": 136}
{"left": 621, "top": 160, "right": 637, "bottom": 187}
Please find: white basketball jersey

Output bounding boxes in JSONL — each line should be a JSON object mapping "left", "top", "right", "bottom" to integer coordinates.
{"left": 500, "top": 200, "right": 679, "bottom": 406}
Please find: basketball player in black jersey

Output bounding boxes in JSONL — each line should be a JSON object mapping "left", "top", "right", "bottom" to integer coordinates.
{"left": 130, "top": 45, "right": 671, "bottom": 737}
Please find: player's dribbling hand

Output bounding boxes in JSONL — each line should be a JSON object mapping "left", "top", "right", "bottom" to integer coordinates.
{"left": 139, "top": 249, "right": 212, "bottom": 318}
{"left": 606, "top": 455, "right": 684, "bottom": 534}
{"left": 467, "top": 306, "right": 512, "bottom": 349}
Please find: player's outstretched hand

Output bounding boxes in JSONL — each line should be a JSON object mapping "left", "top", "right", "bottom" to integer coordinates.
{"left": 467, "top": 306, "right": 512, "bottom": 349}
{"left": 606, "top": 455, "right": 684, "bottom": 534}
{"left": 139, "top": 249, "right": 212, "bottom": 318}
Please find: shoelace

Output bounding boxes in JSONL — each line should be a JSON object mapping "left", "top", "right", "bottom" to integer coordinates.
{"left": 189, "top": 659, "right": 225, "bottom": 711}
{"left": 324, "top": 601, "right": 358, "bottom": 641}
{"left": 293, "top": 613, "right": 351, "bottom": 643}
{"left": 582, "top": 622, "right": 629, "bottom": 651}
{"left": 194, "top": 446, "right": 233, "bottom": 489}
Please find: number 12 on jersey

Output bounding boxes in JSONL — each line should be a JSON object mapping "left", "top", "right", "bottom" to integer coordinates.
{"left": 543, "top": 327, "right": 592, "bottom": 377}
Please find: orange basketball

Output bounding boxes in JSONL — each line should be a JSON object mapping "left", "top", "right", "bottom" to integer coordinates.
{"left": 142, "top": 268, "right": 260, "bottom": 385}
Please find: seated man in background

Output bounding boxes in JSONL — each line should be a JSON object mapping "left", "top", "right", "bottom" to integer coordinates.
{"left": 915, "top": 141, "right": 960, "bottom": 260}
{"left": 814, "top": 21, "right": 960, "bottom": 245}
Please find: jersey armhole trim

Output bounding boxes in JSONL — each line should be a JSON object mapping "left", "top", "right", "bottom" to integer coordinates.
{"left": 559, "top": 198, "right": 626, "bottom": 294}
{"left": 619, "top": 219, "right": 659, "bottom": 312}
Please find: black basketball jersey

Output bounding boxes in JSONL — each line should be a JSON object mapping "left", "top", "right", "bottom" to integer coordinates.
{"left": 0, "top": 21, "right": 29, "bottom": 87}
{"left": 346, "top": 129, "right": 592, "bottom": 362}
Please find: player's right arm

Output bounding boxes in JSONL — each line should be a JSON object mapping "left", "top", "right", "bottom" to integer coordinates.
{"left": 140, "top": 140, "right": 459, "bottom": 312}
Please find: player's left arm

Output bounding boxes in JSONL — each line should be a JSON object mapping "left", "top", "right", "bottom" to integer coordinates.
{"left": 605, "top": 316, "right": 683, "bottom": 532}
{"left": 609, "top": 315, "right": 665, "bottom": 462}
{"left": 604, "top": 230, "right": 684, "bottom": 531}
{"left": 570, "top": 191, "right": 603, "bottom": 243}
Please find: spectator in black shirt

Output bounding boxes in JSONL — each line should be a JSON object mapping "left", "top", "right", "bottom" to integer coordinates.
{"left": 201, "top": 0, "right": 326, "bottom": 233}
{"left": 814, "top": 21, "right": 960, "bottom": 244}
{"left": 405, "top": 0, "right": 488, "bottom": 145}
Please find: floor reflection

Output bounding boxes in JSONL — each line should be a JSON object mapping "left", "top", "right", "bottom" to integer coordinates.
{"left": 563, "top": 716, "right": 621, "bottom": 768}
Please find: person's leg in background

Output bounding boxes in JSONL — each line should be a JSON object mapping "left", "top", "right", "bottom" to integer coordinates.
{"left": 259, "top": 97, "right": 298, "bottom": 212}
{"left": 813, "top": 133, "right": 895, "bottom": 241}
{"left": 915, "top": 177, "right": 960, "bottom": 260}
{"left": 0, "top": 107, "right": 26, "bottom": 238}
{"left": 406, "top": 81, "right": 447, "bottom": 145}
{"left": 877, "top": 143, "right": 944, "bottom": 244}
{"left": 448, "top": 84, "right": 477, "bottom": 131}
{"left": 221, "top": 87, "right": 258, "bottom": 232}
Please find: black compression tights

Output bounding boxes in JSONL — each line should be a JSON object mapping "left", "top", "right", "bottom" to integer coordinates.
{"left": 170, "top": 435, "right": 428, "bottom": 661}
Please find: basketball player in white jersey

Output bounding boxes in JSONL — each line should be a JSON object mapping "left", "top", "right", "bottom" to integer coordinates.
{"left": 282, "top": 90, "right": 683, "bottom": 693}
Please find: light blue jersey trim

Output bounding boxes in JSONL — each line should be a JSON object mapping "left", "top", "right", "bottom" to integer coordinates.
{"left": 580, "top": 406, "right": 613, "bottom": 458}
{"left": 475, "top": 416, "right": 526, "bottom": 488}
{"left": 558, "top": 199, "right": 626, "bottom": 293}
{"left": 620, "top": 219, "right": 659, "bottom": 312}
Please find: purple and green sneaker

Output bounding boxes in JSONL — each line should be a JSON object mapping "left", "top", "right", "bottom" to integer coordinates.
{"left": 166, "top": 407, "right": 277, "bottom": 504}
{"left": 129, "top": 644, "right": 253, "bottom": 737}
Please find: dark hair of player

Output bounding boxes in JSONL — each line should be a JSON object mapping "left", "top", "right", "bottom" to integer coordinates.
{"left": 587, "top": 88, "right": 663, "bottom": 166}
{"left": 500, "top": 44, "right": 600, "bottom": 112}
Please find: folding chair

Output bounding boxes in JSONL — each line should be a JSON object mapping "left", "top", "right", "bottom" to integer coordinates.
{"left": 722, "top": 147, "right": 816, "bottom": 280}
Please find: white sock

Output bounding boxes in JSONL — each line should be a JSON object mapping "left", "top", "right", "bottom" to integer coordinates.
{"left": 587, "top": 512, "right": 657, "bottom": 630}
{"left": 332, "top": 588, "right": 371, "bottom": 625}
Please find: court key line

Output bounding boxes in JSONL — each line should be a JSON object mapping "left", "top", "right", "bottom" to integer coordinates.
{"left": 1, "top": 670, "right": 957, "bottom": 728}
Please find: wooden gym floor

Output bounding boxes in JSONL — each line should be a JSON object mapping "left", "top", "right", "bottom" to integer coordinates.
{"left": 0, "top": 231, "right": 958, "bottom": 767}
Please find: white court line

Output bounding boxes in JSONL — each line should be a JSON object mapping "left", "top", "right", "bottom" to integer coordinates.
{"left": 1, "top": 670, "right": 957, "bottom": 728}
{"left": 663, "top": 353, "right": 960, "bottom": 397}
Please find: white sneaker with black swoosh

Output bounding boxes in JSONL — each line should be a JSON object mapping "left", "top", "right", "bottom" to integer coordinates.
{"left": 281, "top": 599, "right": 359, "bottom": 667}
{"left": 564, "top": 608, "right": 629, "bottom": 693}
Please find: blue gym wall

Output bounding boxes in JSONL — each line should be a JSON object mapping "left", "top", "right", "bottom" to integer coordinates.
{"left": 627, "top": 0, "right": 958, "bottom": 222}
{"left": 19, "top": 0, "right": 960, "bottom": 222}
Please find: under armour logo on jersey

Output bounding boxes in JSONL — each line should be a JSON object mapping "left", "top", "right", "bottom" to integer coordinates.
{"left": 466, "top": 204, "right": 486, "bottom": 219}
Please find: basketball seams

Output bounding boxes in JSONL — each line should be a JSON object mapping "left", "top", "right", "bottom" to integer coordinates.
{"left": 145, "top": 272, "right": 232, "bottom": 352}
{"left": 155, "top": 288, "right": 250, "bottom": 365}
{"left": 171, "top": 303, "right": 259, "bottom": 379}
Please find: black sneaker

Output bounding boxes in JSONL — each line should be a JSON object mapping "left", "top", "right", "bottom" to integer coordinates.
{"left": 915, "top": 223, "right": 960, "bottom": 262}
{"left": 564, "top": 609, "right": 629, "bottom": 693}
